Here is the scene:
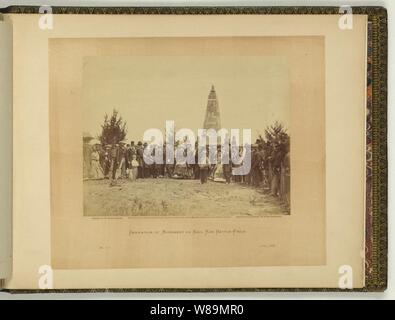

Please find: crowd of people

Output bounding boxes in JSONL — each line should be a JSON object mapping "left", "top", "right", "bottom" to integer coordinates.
{"left": 83, "top": 136, "right": 290, "bottom": 206}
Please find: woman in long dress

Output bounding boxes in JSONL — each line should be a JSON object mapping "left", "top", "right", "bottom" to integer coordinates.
{"left": 90, "top": 146, "right": 104, "bottom": 179}
{"left": 213, "top": 151, "right": 225, "bottom": 182}
{"left": 129, "top": 155, "right": 139, "bottom": 181}
{"left": 173, "top": 147, "right": 188, "bottom": 178}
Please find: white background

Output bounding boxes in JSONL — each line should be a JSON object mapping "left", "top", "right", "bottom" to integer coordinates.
{"left": 0, "top": 0, "right": 393, "bottom": 300}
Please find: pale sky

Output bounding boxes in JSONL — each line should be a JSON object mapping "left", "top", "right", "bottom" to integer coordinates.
{"left": 82, "top": 55, "right": 290, "bottom": 142}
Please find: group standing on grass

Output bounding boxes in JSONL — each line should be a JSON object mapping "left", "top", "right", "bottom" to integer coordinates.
{"left": 83, "top": 137, "right": 290, "bottom": 206}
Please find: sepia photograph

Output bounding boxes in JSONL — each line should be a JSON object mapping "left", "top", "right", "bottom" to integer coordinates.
{"left": 82, "top": 55, "right": 291, "bottom": 218}
{"left": 50, "top": 35, "right": 326, "bottom": 269}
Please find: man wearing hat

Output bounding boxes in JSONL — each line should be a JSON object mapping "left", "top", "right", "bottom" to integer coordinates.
{"left": 109, "top": 143, "right": 120, "bottom": 183}
{"left": 125, "top": 141, "right": 136, "bottom": 178}
{"left": 143, "top": 142, "right": 151, "bottom": 178}
{"left": 198, "top": 151, "right": 211, "bottom": 184}
{"left": 251, "top": 144, "right": 263, "bottom": 187}
{"left": 136, "top": 141, "right": 144, "bottom": 178}
{"left": 127, "top": 141, "right": 136, "bottom": 166}
{"left": 222, "top": 144, "right": 232, "bottom": 184}
{"left": 118, "top": 140, "right": 128, "bottom": 179}
{"left": 102, "top": 145, "right": 112, "bottom": 179}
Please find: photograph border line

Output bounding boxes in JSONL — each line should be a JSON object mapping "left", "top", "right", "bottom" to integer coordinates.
{"left": 0, "top": 5, "right": 387, "bottom": 293}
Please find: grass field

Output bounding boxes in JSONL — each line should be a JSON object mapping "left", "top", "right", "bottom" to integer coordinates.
{"left": 83, "top": 178, "right": 289, "bottom": 217}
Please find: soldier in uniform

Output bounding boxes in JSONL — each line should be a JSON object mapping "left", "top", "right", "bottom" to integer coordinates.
{"left": 251, "top": 144, "right": 263, "bottom": 187}
{"left": 118, "top": 141, "right": 127, "bottom": 179}
{"left": 156, "top": 144, "right": 165, "bottom": 177}
{"left": 150, "top": 146, "right": 158, "bottom": 178}
{"left": 109, "top": 143, "right": 120, "bottom": 184}
{"left": 164, "top": 143, "right": 174, "bottom": 178}
{"left": 102, "top": 145, "right": 111, "bottom": 179}
{"left": 136, "top": 141, "right": 144, "bottom": 179}
{"left": 270, "top": 144, "right": 282, "bottom": 196}
{"left": 143, "top": 142, "right": 151, "bottom": 178}
{"left": 222, "top": 145, "right": 232, "bottom": 184}
{"left": 193, "top": 143, "right": 201, "bottom": 179}
{"left": 198, "top": 152, "right": 211, "bottom": 184}
{"left": 130, "top": 141, "right": 136, "bottom": 155}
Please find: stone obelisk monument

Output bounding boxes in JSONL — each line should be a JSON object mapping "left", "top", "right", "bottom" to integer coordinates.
{"left": 203, "top": 85, "right": 221, "bottom": 131}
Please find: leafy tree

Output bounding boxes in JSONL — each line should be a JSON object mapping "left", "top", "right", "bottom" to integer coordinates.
{"left": 259, "top": 121, "right": 290, "bottom": 168}
{"left": 98, "top": 109, "right": 127, "bottom": 146}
